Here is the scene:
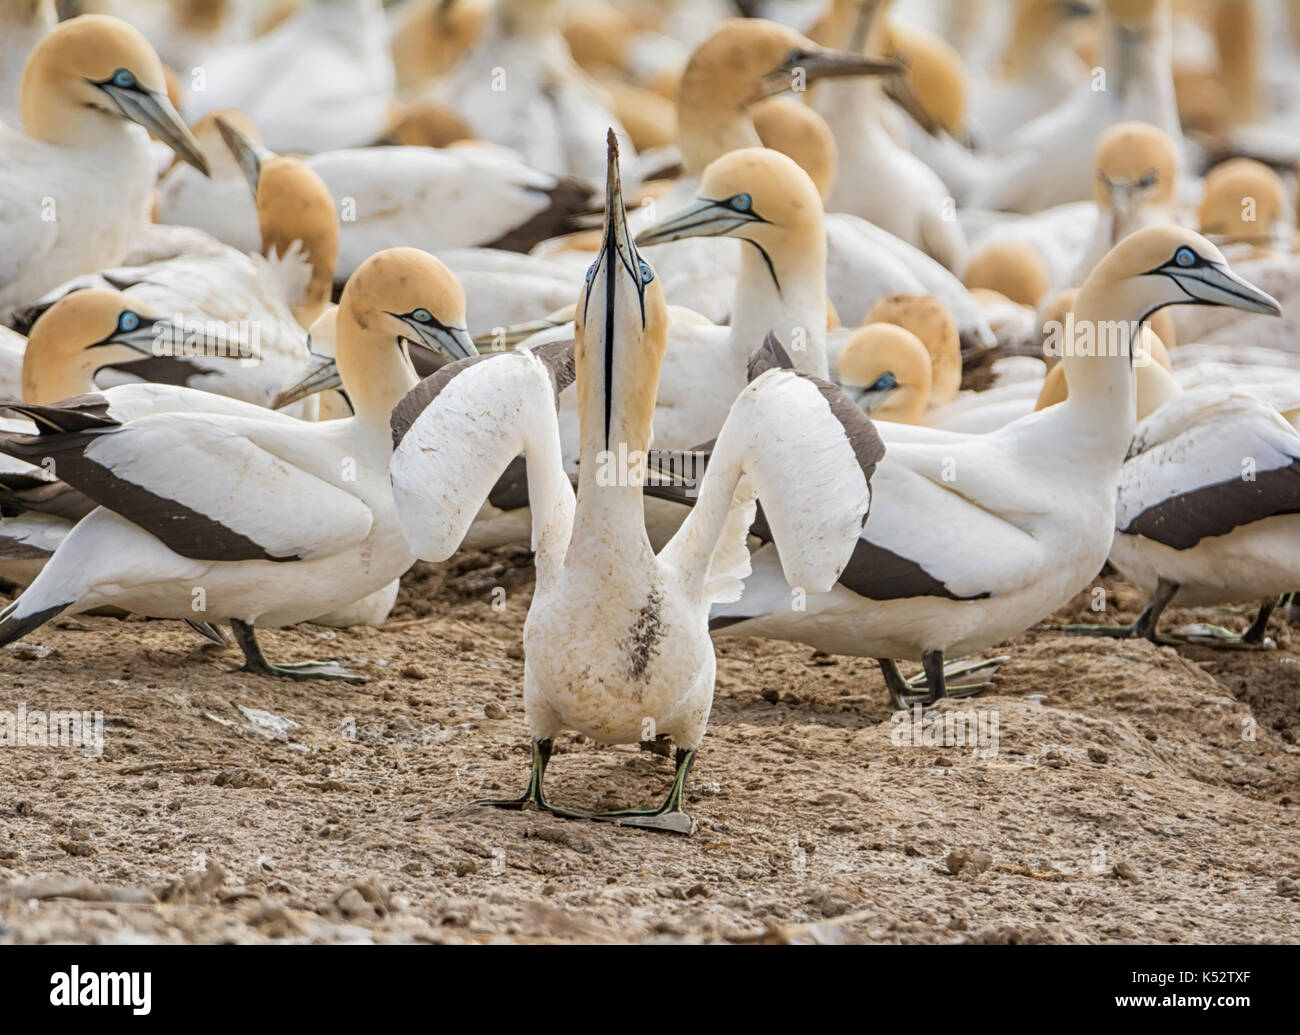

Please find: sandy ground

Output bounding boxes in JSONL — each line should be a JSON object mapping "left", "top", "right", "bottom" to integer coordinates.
{"left": 0, "top": 549, "right": 1297, "bottom": 945}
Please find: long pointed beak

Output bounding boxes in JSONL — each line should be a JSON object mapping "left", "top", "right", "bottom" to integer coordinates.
{"left": 104, "top": 84, "right": 209, "bottom": 176}
{"left": 1175, "top": 262, "right": 1282, "bottom": 316}
{"left": 400, "top": 319, "right": 478, "bottom": 362}
{"left": 100, "top": 315, "right": 236, "bottom": 358}
{"left": 754, "top": 50, "right": 903, "bottom": 101}
{"left": 272, "top": 351, "right": 339, "bottom": 410}
{"left": 215, "top": 115, "right": 266, "bottom": 195}
{"left": 635, "top": 197, "right": 759, "bottom": 247}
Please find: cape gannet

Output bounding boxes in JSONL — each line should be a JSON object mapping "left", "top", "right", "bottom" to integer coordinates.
{"left": 1066, "top": 359, "right": 1300, "bottom": 647}
{"left": 387, "top": 133, "right": 881, "bottom": 833}
{"left": 0, "top": 248, "right": 477, "bottom": 677}
{"left": 0, "top": 14, "right": 208, "bottom": 313}
{"left": 12, "top": 131, "right": 340, "bottom": 413}
{"left": 966, "top": 0, "right": 1097, "bottom": 150}
{"left": 811, "top": 2, "right": 970, "bottom": 271}
{"left": 970, "top": 0, "right": 1184, "bottom": 214}
{"left": 710, "top": 227, "right": 1280, "bottom": 706}
{"left": 155, "top": 110, "right": 264, "bottom": 255}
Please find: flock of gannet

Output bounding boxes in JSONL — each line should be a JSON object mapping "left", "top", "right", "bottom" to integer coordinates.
{"left": 0, "top": 0, "right": 1298, "bottom": 833}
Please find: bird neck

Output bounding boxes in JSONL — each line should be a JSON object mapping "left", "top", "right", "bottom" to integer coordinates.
{"left": 572, "top": 321, "right": 663, "bottom": 551}
{"left": 1057, "top": 275, "right": 1143, "bottom": 447}
{"left": 334, "top": 323, "right": 418, "bottom": 429}
{"left": 1135, "top": 356, "right": 1181, "bottom": 420}
{"left": 730, "top": 226, "right": 829, "bottom": 379}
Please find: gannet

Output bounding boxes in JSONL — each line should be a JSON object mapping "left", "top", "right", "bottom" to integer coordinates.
{"left": 638, "top": 17, "right": 908, "bottom": 324}
{"left": 960, "top": 120, "right": 1181, "bottom": 296}
{"left": 1066, "top": 358, "right": 1300, "bottom": 647}
{"left": 184, "top": 0, "right": 395, "bottom": 154}
{"left": 13, "top": 132, "right": 340, "bottom": 412}
{"left": 966, "top": 0, "right": 1096, "bottom": 150}
{"left": 1073, "top": 120, "right": 1182, "bottom": 280}
{"left": 810, "top": 5, "right": 970, "bottom": 271}
{"left": 970, "top": 0, "right": 1184, "bottom": 214}
{"left": 387, "top": 134, "right": 880, "bottom": 833}
{"left": 0, "top": 14, "right": 208, "bottom": 313}
{"left": 711, "top": 227, "right": 1280, "bottom": 706}
{"left": 0, "top": 248, "right": 477, "bottom": 677}
{"left": 0, "top": 287, "right": 288, "bottom": 583}
{"left": 155, "top": 110, "right": 263, "bottom": 255}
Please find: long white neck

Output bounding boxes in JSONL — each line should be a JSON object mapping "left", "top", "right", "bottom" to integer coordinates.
{"left": 1057, "top": 275, "right": 1143, "bottom": 458}
{"left": 729, "top": 234, "right": 829, "bottom": 379}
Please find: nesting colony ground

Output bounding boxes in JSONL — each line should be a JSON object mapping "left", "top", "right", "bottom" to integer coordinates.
{"left": 0, "top": 550, "right": 1297, "bottom": 944}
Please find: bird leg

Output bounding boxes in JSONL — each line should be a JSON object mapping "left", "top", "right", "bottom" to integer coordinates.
{"left": 594, "top": 747, "right": 697, "bottom": 835}
{"left": 1062, "top": 576, "right": 1180, "bottom": 645}
{"left": 905, "top": 655, "right": 1007, "bottom": 693}
{"left": 230, "top": 619, "right": 367, "bottom": 683}
{"left": 880, "top": 652, "right": 992, "bottom": 709}
{"left": 1173, "top": 597, "right": 1278, "bottom": 649}
{"left": 472, "top": 739, "right": 593, "bottom": 820}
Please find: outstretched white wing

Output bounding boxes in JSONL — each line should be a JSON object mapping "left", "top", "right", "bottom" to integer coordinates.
{"left": 389, "top": 344, "right": 576, "bottom": 566}
{"left": 660, "top": 347, "right": 883, "bottom": 603}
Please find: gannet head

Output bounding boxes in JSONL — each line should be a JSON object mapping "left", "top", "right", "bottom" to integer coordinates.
{"left": 884, "top": 20, "right": 967, "bottom": 136}
{"left": 863, "top": 294, "right": 962, "bottom": 407}
{"left": 750, "top": 97, "right": 838, "bottom": 201}
{"left": 676, "top": 18, "right": 902, "bottom": 173}
{"left": 276, "top": 248, "right": 475, "bottom": 413}
{"left": 20, "top": 14, "right": 208, "bottom": 173}
{"left": 1085, "top": 226, "right": 1280, "bottom": 325}
{"left": 837, "top": 323, "right": 933, "bottom": 424}
{"left": 635, "top": 147, "right": 822, "bottom": 256}
{"left": 1198, "top": 158, "right": 1286, "bottom": 246}
{"left": 964, "top": 239, "right": 1051, "bottom": 308}
{"left": 22, "top": 288, "right": 229, "bottom": 403}
{"left": 1094, "top": 121, "right": 1176, "bottom": 212}
{"left": 190, "top": 109, "right": 262, "bottom": 182}
{"left": 218, "top": 116, "right": 339, "bottom": 329}
{"left": 575, "top": 130, "right": 668, "bottom": 453}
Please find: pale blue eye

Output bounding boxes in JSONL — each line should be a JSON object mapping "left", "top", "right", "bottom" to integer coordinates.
{"left": 412, "top": 308, "right": 432, "bottom": 323}
{"left": 585, "top": 262, "right": 597, "bottom": 284}
{"left": 871, "top": 372, "right": 898, "bottom": 392}
{"left": 112, "top": 69, "right": 136, "bottom": 89}
{"left": 731, "top": 193, "right": 752, "bottom": 212}
{"left": 118, "top": 311, "right": 140, "bottom": 333}
{"left": 639, "top": 260, "right": 654, "bottom": 284}
{"left": 1175, "top": 246, "right": 1196, "bottom": 267}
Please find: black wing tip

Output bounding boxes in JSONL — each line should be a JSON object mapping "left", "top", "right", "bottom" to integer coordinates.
{"left": 747, "top": 332, "right": 795, "bottom": 382}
